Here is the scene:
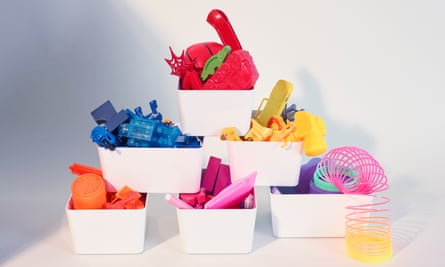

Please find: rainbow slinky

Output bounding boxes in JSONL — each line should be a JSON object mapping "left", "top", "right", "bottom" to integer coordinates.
{"left": 316, "top": 146, "right": 392, "bottom": 263}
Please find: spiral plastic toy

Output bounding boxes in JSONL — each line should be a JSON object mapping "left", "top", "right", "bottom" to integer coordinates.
{"left": 316, "top": 146, "right": 392, "bottom": 263}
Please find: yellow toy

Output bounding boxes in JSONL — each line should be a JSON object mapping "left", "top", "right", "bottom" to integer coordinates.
{"left": 218, "top": 78, "right": 327, "bottom": 157}
{"left": 269, "top": 121, "right": 297, "bottom": 143}
{"left": 292, "top": 111, "right": 327, "bottom": 156}
{"left": 220, "top": 127, "right": 242, "bottom": 141}
{"left": 253, "top": 80, "right": 293, "bottom": 127}
{"left": 244, "top": 119, "right": 274, "bottom": 141}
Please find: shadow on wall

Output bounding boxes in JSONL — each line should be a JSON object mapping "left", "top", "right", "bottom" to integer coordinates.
{"left": 0, "top": 0, "right": 170, "bottom": 263}
{"left": 295, "top": 68, "right": 375, "bottom": 153}
{"left": 0, "top": 0, "right": 174, "bottom": 170}
{"left": 387, "top": 175, "right": 438, "bottom": 257}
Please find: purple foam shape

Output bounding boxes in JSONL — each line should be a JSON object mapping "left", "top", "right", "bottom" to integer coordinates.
{"left": 213, "top": 163, "right": 231, "bottom": 195}
{"left": 295, "top": 157, "right": 321, "bottom": 194}
{"left": 201, "top": 156, "right": 222, "bottom": 194}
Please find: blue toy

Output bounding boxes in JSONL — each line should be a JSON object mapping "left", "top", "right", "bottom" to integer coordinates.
{"left": 90, "top": 125, "right": 118, "bottom": 150}
{"left": 90, "top": 100, "right": 130, "bottom": 132}
{"left": 90, "top": 99, "right": 201, "bottom": 149}
{"left": 119, "top": 117, "right": 182, "bottom": 148}
{"left": 134, "top": 99, "right": 163, "bottom": 121}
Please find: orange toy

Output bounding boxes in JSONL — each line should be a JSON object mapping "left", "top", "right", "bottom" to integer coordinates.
{"left": 107, "top": 185, "right": 145, "bottom": 209}
{"left": 71, "top": 173, "right": 107, "bottom": 209}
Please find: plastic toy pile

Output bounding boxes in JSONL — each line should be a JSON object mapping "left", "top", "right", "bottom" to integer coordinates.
{"left": 165, "top": 9, "right": 259, "bottom": 90}
{"left": 220, "top": 79, "right": 327, "bottom": 157}
{"left": 89, "top": 99, "right": 201, "bottom": 150}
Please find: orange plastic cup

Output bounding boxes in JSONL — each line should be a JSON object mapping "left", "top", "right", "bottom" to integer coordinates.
{"left": 71, "top": 173, "right": 107, "bottom": 209}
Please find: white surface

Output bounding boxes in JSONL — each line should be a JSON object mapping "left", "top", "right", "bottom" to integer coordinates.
{"left": 98, "top": 146, "right": 203, "bottom": 193}
{"left": 227, "top": 141, "right": 303, "bottom": 186}
{"left": 176, "top": 89, "right": 255, "bottom": 136}
{"left": 1, "top": 0, "right": 444, "bottom": 266}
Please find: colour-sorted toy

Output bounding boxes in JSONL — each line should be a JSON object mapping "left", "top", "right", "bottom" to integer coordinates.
{"left": 69, "top": 163, "right": 145, "bottom": 210}
{"left": 69, "top": 162, "right": 103, "bottom": 177}
{"left": 119, "top": 116, "right": 182, "bottom": 148}
{"left": 292, "top": 111, "right": 327, "bottom": 156}
{"left": 316, "top": 146, "right": 392, "bottom": 263}
{"left": 253, "top": 80, "right": 294, "bottom": 127}
{"left": 204, "top": 171, "right": 256, "bottom": 209}
{"left": 134, "top": 99, "right": 163, "bottom": 121}
{"left": 220, "top": 80, "right": 327, "bottom": 156}
{"left": 164, "top": 156, "right": 253, "bottom": 210}
{"left": 71, "top": 173, "right": 107, "bottom": 210}
{"left": 91, "top": 125, "right": 119, "bottom": 150}
{"left": 165, "top": 9, "right": 259, "bottom": 90}
{"left": 90, "top": 99, "right": 201, "bottom": 149}
{"left": 91, "top": 100, "right": 130, "bottom": 134}
{"left": 106, "top": 185, "right": 145, "bottom": 209}
{"left": 165, "top": 194, "right": 194, "bottom": 209}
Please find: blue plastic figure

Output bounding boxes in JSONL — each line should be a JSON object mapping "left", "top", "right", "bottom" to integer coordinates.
{"left": 134, "top": 99, "right": 163, "bottom": 121}
{"left": 90, "top": 125, "right": 118, "bottom": 150}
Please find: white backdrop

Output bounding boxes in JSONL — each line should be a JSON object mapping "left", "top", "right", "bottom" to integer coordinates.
{"left": 1, "top": 1, "right": 444, "bottom": 266}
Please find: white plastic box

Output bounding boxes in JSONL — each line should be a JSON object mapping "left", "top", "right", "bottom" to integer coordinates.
{"left": 269, "top": 190, "right": 373, "bottom": 237}
{"left": 176, "top": 89, "right": 255, "bottom": 136}
{"left": 65, "top": 194, "right": 148, "bottom": 254}
{"left": 175, "top": 194, "right": 257, "bottom": 254}
{"left": 226, "top": 141, "right": 303, "bottom": 186}
{"left": 97, "top": 146, "right": 203, "bottom": 193}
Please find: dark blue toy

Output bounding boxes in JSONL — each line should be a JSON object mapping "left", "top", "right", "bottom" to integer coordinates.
{"left": 90, "top": 100, "right": 130, "bottom": 133}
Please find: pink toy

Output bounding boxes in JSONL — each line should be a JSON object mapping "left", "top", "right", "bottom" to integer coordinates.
{"left": 204, "top": 171, "right": 256, "bottom": 209}
{"left": 316, "top": 146, "right": 388, "bottom": 194}
{"left": 179, "top": 188, "right": 207, "bottom": 208}
{"left": 165, "top": 194, "right": 194, "bottom": 209}
{"left": 316, "top": 146, "right": 392, "bottom": 263}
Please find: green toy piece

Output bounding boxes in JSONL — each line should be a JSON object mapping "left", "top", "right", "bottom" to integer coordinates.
{"left": 200, "top": 45, "right": 231, "bottom": 81}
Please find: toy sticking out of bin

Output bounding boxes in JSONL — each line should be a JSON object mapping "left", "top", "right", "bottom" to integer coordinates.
{"left": 90, "top": 99, "right": 202, "bottom": 150}
{"left": 165, "top": 157, "right": 257, "bottom": 254}
{"left": 66, "top": 163, "right": 148, "bottom": 254}
{"left": 220, "top": 79, "right": 327, "bottom": 158}
{"left": 165, "top": 9, "right": 259, "bottom": 90}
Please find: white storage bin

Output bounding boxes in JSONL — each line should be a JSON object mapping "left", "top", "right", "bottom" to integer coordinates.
{"left": 97, "top": 146, "right": 203, "bottom": 193}
{"left": 176, "top": 89, "right": 255, "bottom": 136}
{"left": 269, "top": 190, "right": 373, "bottom": 237}
{"left": 65, "top": 194, "right": 148, "bottom": 254}
{"left": 226, "top": 141, "right": 303, "bottom": 186}
{"left": 175, "top": 193, "right": 257, "bottom": 254}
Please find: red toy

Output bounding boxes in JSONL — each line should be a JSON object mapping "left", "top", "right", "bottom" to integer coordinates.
{"left": 165, "top": 9, "right": 258, "bottom": 90}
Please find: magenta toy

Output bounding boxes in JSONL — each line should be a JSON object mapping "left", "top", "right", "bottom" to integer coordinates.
{"left": 204, "top": 171, "right": 256, "bottom": 209}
